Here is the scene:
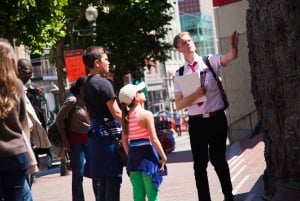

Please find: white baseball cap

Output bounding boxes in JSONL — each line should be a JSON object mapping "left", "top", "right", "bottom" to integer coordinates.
{"left": 119, "top": 82, "right": 145, "bottom": 105}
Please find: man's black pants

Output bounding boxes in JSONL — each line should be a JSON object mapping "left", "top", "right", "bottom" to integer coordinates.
{"left": 188, "top": 111, "right": 233, "bottom": 201}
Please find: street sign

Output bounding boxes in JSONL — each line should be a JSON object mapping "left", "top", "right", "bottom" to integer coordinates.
{"left": 64, "top": 49, "right": 86, "bottom": 83}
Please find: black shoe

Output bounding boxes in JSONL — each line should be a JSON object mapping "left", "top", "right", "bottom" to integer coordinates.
{"left": 224, "top": 195, "right": 234, "bottom": 201}
{"left": 224, "top": 198, "right": 234, "bottom": 201}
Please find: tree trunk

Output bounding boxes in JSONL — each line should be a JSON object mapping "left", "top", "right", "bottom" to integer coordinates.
{"left": 246, "top": 0, "right": 300, "bottom": 198}
{"left": 56, "top": 40, "right": 67, "bottom": 106}
{"left": 55, "top": 40, "right": 69, "bottom": 176}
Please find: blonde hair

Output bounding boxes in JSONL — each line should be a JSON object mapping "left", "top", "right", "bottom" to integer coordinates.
{"left": 173, "top": 31, "right": 191, "bottom": 49}
{"left": 0, "top": 38, "right": 19, "bottom": 119}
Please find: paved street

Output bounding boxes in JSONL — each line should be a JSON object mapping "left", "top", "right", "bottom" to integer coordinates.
{"left": 32, "top": 132, "right": 265, "bottom": 201}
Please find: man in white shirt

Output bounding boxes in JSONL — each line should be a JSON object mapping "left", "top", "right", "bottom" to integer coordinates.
{"left": 173, "top": 31, "right": 239, "bottom": 201}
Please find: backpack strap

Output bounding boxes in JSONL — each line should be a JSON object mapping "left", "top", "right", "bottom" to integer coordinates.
{"left": 178, "top": 66, "right": 184, "bottom": 76}
{"left": 178, "top": 56, "right": 215, "bottom": 78}
{"left": 202, "top": 56, "right": 229, "bottom": 109}
{"left": 179, "top": 57, "right": 214, "bottom": 77}
{"left": 202, "top": 56, "right": 218, "bottom": 81}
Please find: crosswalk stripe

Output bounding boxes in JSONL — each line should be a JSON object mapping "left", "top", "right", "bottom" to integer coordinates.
{"left": 232, "top": 175, "right": 250, "bottom": 194}
{"left": 231, "top": 165, "right": 246, "bottom": 182}
{"left": 230, "top": 158, "right": 245, "bottom": 173}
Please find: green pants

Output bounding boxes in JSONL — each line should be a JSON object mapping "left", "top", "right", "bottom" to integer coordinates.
{"left": 129, "top": 172, "right": 159, "bottom": 201}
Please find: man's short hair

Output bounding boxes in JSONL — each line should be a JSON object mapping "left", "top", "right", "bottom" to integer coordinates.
{"left": 17, "top": 58, "right": 33, "bottom": 84}
{"left": 173, "top": 31, "right": 191, "bottom": 49}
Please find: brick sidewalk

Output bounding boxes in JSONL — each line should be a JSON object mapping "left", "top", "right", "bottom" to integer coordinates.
{"left": 32, "top": 133, "right": 266, "bottom": 201}
{"left": 225, "top": 133, "right": 266, "bottom": 201}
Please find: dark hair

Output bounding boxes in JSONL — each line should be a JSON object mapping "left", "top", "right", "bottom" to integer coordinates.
{"left": 82, "top": 46, "right": 108, "bottom": 70}
{"left": 121, "top": 103, "right": 129, "bottom": 135}
{"left": 18, "top": 58, "right": 32, "bottom": 71}
{"left": 70, "top": 76, "right": 87, "bottom": 95}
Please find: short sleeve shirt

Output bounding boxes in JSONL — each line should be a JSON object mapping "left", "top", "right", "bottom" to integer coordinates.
{"left": 84, "top": 74, "right": 116, "bottom": 119}
{"left": 173, "top": 54, "right": 225, "bottom": 116}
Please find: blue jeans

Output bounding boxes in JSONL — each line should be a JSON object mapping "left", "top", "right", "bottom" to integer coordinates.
{"left": 23, "top": 179, "right": 33, "bottom": 201}
{"left": 92, "top": 177, "right": 122, "bottom": 201}
{"left": 70, "top": 144, "right": 87, "bottom": 201}
{"left": 0, "top": 153, "right": 33, "bottom": 201}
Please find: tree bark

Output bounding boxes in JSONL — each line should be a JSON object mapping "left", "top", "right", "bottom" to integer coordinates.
{"left": 55, "top": 40, "right": 69, "bottom": 176}
{"left": 246, "top": 0, "right": 300, "bottom": 198}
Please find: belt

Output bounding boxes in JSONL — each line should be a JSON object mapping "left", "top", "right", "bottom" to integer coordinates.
{"left": 129, "top": 139, "right": 151, "bottom": 147}
{"left": 189, "top": 109, "right": 224, "bottom": 119}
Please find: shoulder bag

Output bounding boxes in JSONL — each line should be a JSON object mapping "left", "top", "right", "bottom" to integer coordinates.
{"left": 100, "top": 118, "right": 128, "bottom": 166}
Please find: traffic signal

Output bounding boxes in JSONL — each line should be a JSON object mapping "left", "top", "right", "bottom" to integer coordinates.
{"left": 133, "top": 79, "right": 141, "bottom": 85}
{"left": 133, "top": 78, "right": 148, "bottom": 100}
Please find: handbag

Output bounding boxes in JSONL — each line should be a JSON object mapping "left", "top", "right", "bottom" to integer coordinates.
{"left": 100, "top": 118, "right": 128, "bottom": 166}
{"left": 202, "top": 56, "right": 229, "bottom": 110}
{"left": 47, "top": 122, "right": 62, "bottom": 147}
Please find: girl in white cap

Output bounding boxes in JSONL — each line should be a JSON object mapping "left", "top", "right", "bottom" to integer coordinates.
{"left": 119, "top": 82, "right": 167, "bottom": 201}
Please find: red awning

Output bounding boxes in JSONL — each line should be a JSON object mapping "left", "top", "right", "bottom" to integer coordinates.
{"left": 213, "top": 0, "right": 240, "bottom": 7}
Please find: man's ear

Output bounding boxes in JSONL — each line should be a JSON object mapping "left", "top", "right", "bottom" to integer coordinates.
{"left": 94, "top": 59, "right": 100, "bottom": 68}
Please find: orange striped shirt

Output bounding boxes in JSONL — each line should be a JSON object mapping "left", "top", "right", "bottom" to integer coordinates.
{"left": 128, "top": 111, "right": 149, "bottom": 140}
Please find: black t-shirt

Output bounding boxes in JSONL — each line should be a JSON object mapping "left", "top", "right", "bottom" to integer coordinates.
{"left": 83, "top": 74, "right": 116, "bottom": 120}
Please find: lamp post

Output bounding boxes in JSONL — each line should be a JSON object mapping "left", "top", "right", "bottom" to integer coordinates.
{"left": 70, "top": 4, "right": 99, "bottom": 48}
{"left": 85, "top": 4, "right": 98, "bottom": 44}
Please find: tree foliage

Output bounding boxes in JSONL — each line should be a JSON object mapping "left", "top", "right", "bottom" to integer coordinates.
{"left": 98, "top": 0, "right": 173, "bottom": 79}
{"left": 0, "top": 0, "right": 173, "bottom": 97}
{"left": 0, "top": 0, "right": 173, "bottom": 109}
{"left": 0, "top": 0, "right": 67, "bottom": 54}
{"left": 64, "top": 0, "right": 173, "bottom": 85}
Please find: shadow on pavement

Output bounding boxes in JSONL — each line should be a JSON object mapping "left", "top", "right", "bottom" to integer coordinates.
{"left": 167, "top": 150, "right": 193, "bottom": 163}
{"left": 35, "top": 165, "right": 60, "bottom": 178}
{"left": 234, "top": 192, "right": 248, "bottom": 201}
{"left": 226, "top": 134, "right": 263, "bottom": 161}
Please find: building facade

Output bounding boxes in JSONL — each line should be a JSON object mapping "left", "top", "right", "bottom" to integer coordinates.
{"left": 213, "top": 0, "right": 258, "bottom": 142}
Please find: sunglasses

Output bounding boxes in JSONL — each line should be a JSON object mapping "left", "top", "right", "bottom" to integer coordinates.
{"left": 19, "top": 68, "right": 32, "bottom": 75}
